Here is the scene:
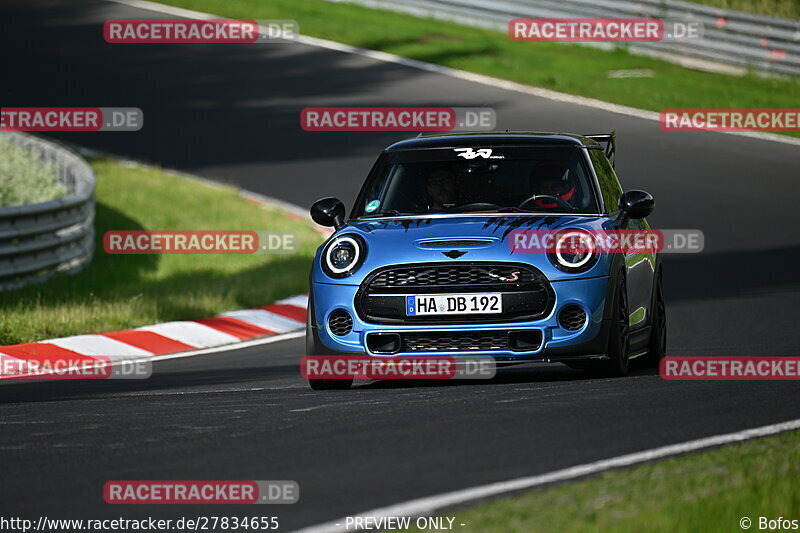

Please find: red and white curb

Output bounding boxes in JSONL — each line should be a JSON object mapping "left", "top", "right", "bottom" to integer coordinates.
{"left": 0, "top": 295, "right": 308, "bottom": 380}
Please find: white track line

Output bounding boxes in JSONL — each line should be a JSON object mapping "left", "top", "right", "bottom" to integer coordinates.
{"left": 108, "top": 0, "right": 800, "bottom": 148}
{"left": 293, "top": 417, "right": 800, "bottom": 533}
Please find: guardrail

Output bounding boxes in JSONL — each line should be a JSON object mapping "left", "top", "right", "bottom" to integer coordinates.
{"left": 338, "top": 0, "right": 800, "bottom": 76}
{"left": 0, "top": 133, "right": 95, "bottom": 291}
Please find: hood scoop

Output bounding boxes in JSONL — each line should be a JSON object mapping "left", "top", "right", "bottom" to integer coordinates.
{"left": 417, "top": 239, "right": 494, "bottom": 248}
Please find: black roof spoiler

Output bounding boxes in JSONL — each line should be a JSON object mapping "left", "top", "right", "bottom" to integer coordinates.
{"left": 584, "top": 132, "right": 616, "bottom": 167}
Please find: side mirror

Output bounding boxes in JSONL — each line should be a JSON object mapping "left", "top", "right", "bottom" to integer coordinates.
{"left": 616, "top": 190, "right": 654, "bottom": 225}
{"left": 311, "top": 197, "right": 345, "bottom": 229}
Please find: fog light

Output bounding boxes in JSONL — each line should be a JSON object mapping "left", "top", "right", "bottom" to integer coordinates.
{"left": 328, "top": 309, "right": 353, "bottom": 336}
{"left": 559, "top": 305, "right": 587, "bottom": 331}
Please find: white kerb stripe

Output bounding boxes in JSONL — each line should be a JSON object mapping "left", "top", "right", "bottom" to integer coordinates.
{"left": 137, "top": 322, "right": 239, "bottom": 348}
{"left": 45, "top": 335, "right": 154, "bottom": 357}
{"left": 292, "top": 418, "right": 800, "bottom": 533}
{"left": 220, "top": 310, "right": 304, "bottom": 333}
{"left": 275, "top": 295, "right": 308, "bottom": 309}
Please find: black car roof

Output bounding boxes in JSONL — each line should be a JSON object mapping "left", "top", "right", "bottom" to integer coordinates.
{"left": 385, "top": 132, "right": 602, "bottom": 151}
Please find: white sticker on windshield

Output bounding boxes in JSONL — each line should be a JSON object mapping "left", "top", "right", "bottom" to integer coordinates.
{"left": 454, "top": 148, "right": 504, "bottom": 160}
{"left": 365, "top": 200, "right": 380, "bottom": 212}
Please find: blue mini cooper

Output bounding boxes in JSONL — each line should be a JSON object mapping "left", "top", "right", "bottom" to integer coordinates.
{"left": 306, "top": 132, "right": 666, "bottom": 389}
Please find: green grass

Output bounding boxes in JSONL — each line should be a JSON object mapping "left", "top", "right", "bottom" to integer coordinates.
{"left": 156, "top": 0, "right": 799, "bottom": 131}
{"left": 0, "top": 136, "right": 66, "bottom": 207}
{"left": 0, "top": 159, "right": 322, "bottom": 345}
{"left": 693, "top": 0, "right": 800, "bottom": 20}
{"left": 404, "top": 430, "right": 800, "bottom": 533}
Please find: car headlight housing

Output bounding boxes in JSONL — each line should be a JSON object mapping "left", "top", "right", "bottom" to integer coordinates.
{"left": 323, "top": 234, "right": 366, "bottom": 278}
{"left": 548, "top": 229, "right": 598, "bottom": 273}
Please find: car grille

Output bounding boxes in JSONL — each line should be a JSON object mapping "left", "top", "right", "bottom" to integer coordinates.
{"left": 366, "top": 330, "right": 543, "bottom": 353}
{"left": 368, "top": 264, "right": 540, "bottom": 289}
{"left": 357, "top": 262, "right": 553, "bottom": 324}
{"left": 402, "top": 332, "right": 508, "bottom": 352}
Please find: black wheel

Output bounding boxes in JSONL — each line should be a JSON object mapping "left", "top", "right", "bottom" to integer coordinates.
{"left": 305, "top": 304, "right": 353, "bottom": 390}
{"left": 641, "top": 269, "right": 666, "bottom": 367}
{"left": 587, "top": 274, "right": 630, "bottom": 377}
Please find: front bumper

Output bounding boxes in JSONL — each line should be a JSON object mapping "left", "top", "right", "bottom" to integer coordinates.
{"left": 310, "top": 275, "right": 611, "bottom": 360}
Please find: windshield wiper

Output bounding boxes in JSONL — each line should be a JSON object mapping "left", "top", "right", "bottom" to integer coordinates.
{"left": 493, "top": 207, "right": 532, "bottom": 213}
{"left": 493, "top": 206, "right": 575, "bottom": 213}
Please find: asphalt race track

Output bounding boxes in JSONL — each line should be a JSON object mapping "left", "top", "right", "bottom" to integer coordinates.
{"left": 2, "top": 1, "right": 800, "bottom": 531}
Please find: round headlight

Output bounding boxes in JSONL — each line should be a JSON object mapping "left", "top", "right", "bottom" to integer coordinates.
{"left": 323, "top": 235, "right": 365, "bottom": 278}
{"left": 549, "top": 230, "right": 598, "bottom": 273}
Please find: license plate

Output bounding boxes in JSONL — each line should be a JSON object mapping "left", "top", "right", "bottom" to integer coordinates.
{"left": 406, "top": 293, "right": 502, "bottom": 316}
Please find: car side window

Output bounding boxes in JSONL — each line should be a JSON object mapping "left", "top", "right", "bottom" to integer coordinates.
{"left": 589, "top": 149, "right": 623, "bottom": 214}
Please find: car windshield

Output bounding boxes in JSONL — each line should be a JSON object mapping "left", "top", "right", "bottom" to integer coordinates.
{"left": 352, "top": 145, "right": 598, "bottom": 217}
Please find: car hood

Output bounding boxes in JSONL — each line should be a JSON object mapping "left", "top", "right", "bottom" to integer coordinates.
{"left": 313, "top": 214, "right": 616, "bottom": 284}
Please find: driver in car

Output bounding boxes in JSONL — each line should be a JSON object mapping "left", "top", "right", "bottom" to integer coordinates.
{"left": 529, "top": 162, "right": 576, "bottom": 209}
{"left": 425, "top": 167, "right": 459, "bottom": 211}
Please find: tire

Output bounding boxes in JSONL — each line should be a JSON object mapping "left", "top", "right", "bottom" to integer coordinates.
{"left": 587, "top": 274, "right": 630, "bottom": 377}
{"left": 640, "top": 269, "right": 667, "bottom": 368}
{"left": 305, "top": 302, "right": 353, "bottom": 390}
